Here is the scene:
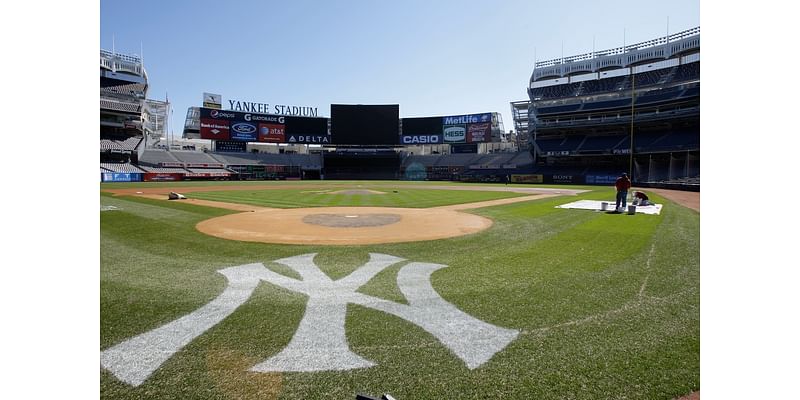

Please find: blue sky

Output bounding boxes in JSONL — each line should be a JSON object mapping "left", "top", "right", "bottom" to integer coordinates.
{"left": 100, "top": 0, "right": 699, "bottom": 135}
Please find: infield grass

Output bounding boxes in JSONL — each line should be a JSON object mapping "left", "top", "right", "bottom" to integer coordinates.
{"left": 100, "top": 182, "right": 699, "bottom": 399}
{"left": 187, "top": 187, "right": 528, "bottom": 208}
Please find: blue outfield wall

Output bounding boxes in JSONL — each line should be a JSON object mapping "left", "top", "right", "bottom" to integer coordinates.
{"left": 101, "top": 172, "right": 144, "bottom": 182}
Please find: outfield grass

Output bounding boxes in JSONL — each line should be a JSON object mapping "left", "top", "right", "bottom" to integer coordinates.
{"left": 100, "top": 182, "right": 699, "bottom": 399}
{"left": 186, "top": 187, "right": 529, "bottom": 208}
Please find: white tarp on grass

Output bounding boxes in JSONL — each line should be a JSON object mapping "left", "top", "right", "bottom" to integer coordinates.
{"left": 556, "top": 200, "right": 663, "bottom": 215}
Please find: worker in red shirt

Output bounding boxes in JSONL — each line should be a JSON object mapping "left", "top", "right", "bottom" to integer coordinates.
{"left": 615, "top": 172, "right": 632, "bottom": 211}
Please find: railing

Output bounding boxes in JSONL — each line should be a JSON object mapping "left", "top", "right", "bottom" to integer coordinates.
{"left": 534, "top": 27, "right": 700, "bottom": 68}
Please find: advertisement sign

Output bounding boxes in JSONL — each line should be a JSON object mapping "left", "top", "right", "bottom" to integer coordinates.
{"left": 203, "top": 92, "right": 222, "bottom": 109}
{"left": 467, "top": 123, "right": 490, "bottom": 143}
{"left": 101, "top": 173, "right": 142, "bottom": 182}
{"left": 259, "top": 123, "right": 286, "bottom": 143}
{"left": 143, "top": 173, "right": 183, "bottom": 182}
{"left": 443, "top": 125, "right": 467, "bottom": 143}
{"left": 547, "top": 175, "right": 584, "bottom": 184}
{"left": 286, "top": 134, "right": 330, "bottom": 144}
{"left": 400, "top": 134, "right": 442, "bottom": 145}
{"left": 185, "top": 172, "right": 231, "bottom": 178}
{"left": 187, "top": 163, "right": 223, "bottom": 168}
{"left": 199, "top": 108, "right": 285, "bottom": 124}
{"left": 230, "top": 121, "right": 258, "bottom": 142}
{"left": 442, "top": 113, "right": 492, "bottom": 125}
{"left": 585, "top": 175, "right": 617, "bottom": 184}
{"left": 511, "top": 174, "right": 544, "bottom": 183}
{"left": 200, "top": 118, "right": 230, "bottom": 140}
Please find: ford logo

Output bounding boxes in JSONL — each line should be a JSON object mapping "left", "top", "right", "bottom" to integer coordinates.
{"left": 232, "top": 123, "right": 256, "bottom": 133}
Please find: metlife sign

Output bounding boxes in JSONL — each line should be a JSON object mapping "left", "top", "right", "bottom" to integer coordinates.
{"left": 442, "top": 113, "right": 492, "bottom": 125}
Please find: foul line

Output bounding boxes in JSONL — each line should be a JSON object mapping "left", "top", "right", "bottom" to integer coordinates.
{"left": 521, "top": 240, "right": 671, "bottom": 337}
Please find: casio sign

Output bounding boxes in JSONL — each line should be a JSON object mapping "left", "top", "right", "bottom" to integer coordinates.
{"left": 443, "top": 126, "right": 466, "bottom": 142}
{"left": 232, "top": 123, "right": 256, "bottom": 134}
{"left": 402, "top": 135, "right": 441, "bottom": 144}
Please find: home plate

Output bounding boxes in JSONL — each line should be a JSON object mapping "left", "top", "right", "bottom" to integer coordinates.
{"left": 556, "top": 200, "right": 663, "bottom": 215}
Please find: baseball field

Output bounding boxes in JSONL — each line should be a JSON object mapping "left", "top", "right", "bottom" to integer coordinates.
{"left": 100, "top": 180, "right": 699, "bottom": 399}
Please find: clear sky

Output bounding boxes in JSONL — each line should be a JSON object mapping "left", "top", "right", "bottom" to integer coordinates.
{"left": 100, "top": 0, "right": 699, "bottom": 135}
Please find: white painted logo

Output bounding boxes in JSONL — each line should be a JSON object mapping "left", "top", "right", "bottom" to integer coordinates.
{"left": 100, "top": 253, "right": 518, "bottom": 386}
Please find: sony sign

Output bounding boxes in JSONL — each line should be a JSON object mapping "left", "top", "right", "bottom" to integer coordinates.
{"left": 228, "top": 99, "right": 319, "bottom": 117}
{"left": 402, "top": 135, "right": 442, "bottom": 144}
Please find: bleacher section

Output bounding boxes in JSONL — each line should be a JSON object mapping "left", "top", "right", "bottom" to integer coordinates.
{"left": 100, "top": 98, "right": 141, "bottom": 113}
{"left": 100, "top": 139, "right": 124, "bottom": 151}
{"left": 169, "top": 150, "right": 225, "bottom": 164}
{"left": 209, "top": 152, "right": 322, "bottom": 170}
{"left": 533, "top": 62, "right": 700, "bottom": 102}
{"left": 185, "top": 168, "right": 232, "bottom": 174}
{"left": 138, "top": 149, "right": 180, "bottom": 166}
{"left": 579, "top": 135, "right": 626, "bottom": 152}
{"left": 401, "top": 151, "right": 532, "bottom": 170}
{"left": 101, "top": 162, "right": 144, "bottom": 173}
{"left": 118, "top": 137, "right": 142, "bottom": 151}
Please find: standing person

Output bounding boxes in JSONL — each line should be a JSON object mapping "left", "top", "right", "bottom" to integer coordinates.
{"left": 615, "top": 172, "right": 632, "bottom": 211}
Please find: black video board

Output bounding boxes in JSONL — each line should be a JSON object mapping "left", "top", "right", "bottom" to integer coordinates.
{"left": 331, "top": 104, "right": 399, "bottom": 145}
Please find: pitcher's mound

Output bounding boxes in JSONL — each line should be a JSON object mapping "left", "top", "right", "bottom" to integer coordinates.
{"left": 196, "top": 206, "right": 492, "bottom": 245}
{"left": 303, "top": 213, "right": 401, "bottom": 228}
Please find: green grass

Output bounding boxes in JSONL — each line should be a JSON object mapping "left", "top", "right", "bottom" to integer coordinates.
{"left": 100, "top": 182, "right": 699, "bottom": 399}
{"left": 186, "top": 187, "right": 528, "bottom": 208}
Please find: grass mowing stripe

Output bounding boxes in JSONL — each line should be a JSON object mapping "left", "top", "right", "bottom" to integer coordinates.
{"left": 188, "top": 188, "right": 528, "bottom": 208}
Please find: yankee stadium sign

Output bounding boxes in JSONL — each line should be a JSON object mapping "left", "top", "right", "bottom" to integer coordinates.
{"left": 228, "top": 99, "right": 319, "bottom": 117}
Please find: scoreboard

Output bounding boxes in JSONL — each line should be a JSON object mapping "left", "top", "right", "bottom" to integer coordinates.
{"left": 195, "top": 107, "right": 496, "bottom": 145}
{"left": 198, "top": 108, "right": 330, "bottom": 144}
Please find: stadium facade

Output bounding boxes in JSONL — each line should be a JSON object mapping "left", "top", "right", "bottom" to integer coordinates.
{"left": 100, "top": 28, "right": 699, "bottom": 188}
{"left": 512, "top": 27, "right": 700, "bottom": 188}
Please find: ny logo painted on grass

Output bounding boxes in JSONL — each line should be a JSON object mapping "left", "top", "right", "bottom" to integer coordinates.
{"left": 101, "top": 253, "right": 519, "bottom": 386}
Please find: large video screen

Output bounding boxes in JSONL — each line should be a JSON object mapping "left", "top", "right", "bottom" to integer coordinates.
{"left": 331, "top": 104, "right": 399, "bottom": 145}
